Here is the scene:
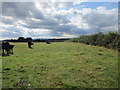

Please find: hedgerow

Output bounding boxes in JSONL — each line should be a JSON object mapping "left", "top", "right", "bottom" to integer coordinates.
{"left": 68, "top": 31, "right": 120, "bottom": 51}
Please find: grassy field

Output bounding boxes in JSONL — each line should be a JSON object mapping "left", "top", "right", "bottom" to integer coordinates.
{"left": 2, "top": 42, "right": 118, "bottom": 88}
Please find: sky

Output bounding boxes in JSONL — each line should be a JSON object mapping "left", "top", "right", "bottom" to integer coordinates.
{"left": 1, "top": 1, "right": 119, "bottom": 40}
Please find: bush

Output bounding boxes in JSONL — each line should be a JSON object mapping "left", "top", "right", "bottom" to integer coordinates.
{"left": 68, "top": 31, "right": 120, "bottom": 50}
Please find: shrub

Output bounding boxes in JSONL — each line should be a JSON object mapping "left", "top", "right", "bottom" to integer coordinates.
{"left": 68, "top": 31, "right": 120, "bottom": 50}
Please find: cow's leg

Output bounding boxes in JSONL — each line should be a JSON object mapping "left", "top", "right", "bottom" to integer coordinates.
{"left": 11, "top": 49, "right": 13, "bottom": 54}
{"left": 9, "top": 49, "right": 11, "bottom": 54}
{"left": 9, "top": 49, "right": 12, "bottom": 54}
{"left": 28, "top": 45, "right": 31, "bottom": 48}
{"left": 6, "top": 49, "right": 9, "bottom": 55}
{"left": 2, "top": 49, "right": 4, "bottom": 56}
{"left": 12, "top": 49, "right": 14, "bottom": 54}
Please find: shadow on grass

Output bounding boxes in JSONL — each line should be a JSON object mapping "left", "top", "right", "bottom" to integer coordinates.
{"left": 1, "top": 52, "right": 14, "bottom": 57}
{"left": 2, "top": 53, "right": 10, "bottom": 57}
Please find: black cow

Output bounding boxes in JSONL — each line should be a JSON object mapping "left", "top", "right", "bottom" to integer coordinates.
{"left": 28, "top": 41, "right": 34, "bottom": 48}
{"left": 2, "top": 41, "right": 14, "bottom": 55}
{"left": 9, "top": 45, "right": 14, "bottom": 54}
{"left": 46, "top": 41, "right": 51, "bottom": 44}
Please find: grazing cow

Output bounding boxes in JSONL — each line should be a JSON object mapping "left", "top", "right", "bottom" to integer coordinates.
{"left": 28, "top": 41, "right": 34, "bottom": 48}
{"left": 2, "top": 41, "right": 14, "bottom": 56}
{"left": 46, "top": 41, "right": 51, "bottom": 44}
{"left": 9, "top": 45, "right": 14, "bottom": 54}
{"left": 2, "top": 41, "right": 9, "bottom": 55}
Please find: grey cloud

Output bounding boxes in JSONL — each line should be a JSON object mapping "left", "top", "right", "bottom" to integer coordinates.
{"left": 2, "top": 2, "right": 45, "bottom": 20}
{"left": 54, "top": 14, "right": 70, "bottom": 24}
{"left": 2, "top": 17, "right": 14, "bottom": 25}
{"left": 22, "top": 17, "right": 59, "bottom": 30}
{"left": 2, "top": 25, "right": 23, "bottom": 34}
{"left": 54, "top": 24, "right": 91, "bottom": 36}
{"left": 2, "top": 29, "right": 22, "bottom": 38}
{"left": 2, "top": 31, "right": 22, "bottom": 38}
{"left": 2, "top": 2, "right": 30, "bottom": 19}
{"left": 39, "top": 2, "right": 73, "bottom": 9}
{"left": 82, "top": 11, "right": 118, "bottom": 28}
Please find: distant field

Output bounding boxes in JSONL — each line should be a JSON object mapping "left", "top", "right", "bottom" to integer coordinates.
{"left": 2, "top": 42, "right": 118, "bottom": 88}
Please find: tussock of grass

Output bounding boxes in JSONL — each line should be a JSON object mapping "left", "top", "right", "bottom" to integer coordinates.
{"left": 2, "top": 42, "right": 118, "bottom": 88}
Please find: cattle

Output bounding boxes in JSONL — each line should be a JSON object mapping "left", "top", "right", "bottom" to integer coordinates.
{"left": 28, "top": 41, "right": 34, "bottom": 48}
{"left": 46, "top": 41, "right": 51, "bottom": 44}
{"left": 9, "top": 45, "right": 14, "bottom": 54}
{"left": 2, "top": 41, "right": 14, "bottom": 56}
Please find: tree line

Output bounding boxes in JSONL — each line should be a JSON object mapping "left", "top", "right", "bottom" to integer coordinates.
{"left": 3, "top": 37, "right": 70, "bottom": 42}
{"left": 67, "top": 31, "right": 120, "bottom": 51}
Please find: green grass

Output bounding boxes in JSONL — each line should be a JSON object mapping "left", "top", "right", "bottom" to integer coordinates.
{"left": 2, "top": 42, "right": 118, "bottom": 88}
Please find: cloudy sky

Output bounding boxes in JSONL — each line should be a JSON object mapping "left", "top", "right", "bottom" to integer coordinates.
{"left": 1, "top": 0, "right": 118, "bottom": 40}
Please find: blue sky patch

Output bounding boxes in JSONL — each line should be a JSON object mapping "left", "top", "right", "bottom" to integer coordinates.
{"left": 73, "top": 2, "right": 118, "bottom": 10}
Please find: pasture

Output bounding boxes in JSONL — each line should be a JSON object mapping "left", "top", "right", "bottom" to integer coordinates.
{"left": 2, "top": 42, "right": 118, "bottom": 88}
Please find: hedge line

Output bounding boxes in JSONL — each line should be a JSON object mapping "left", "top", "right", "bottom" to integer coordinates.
{"left": 68, "top": 31, "right": 120, "bottom": 51}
